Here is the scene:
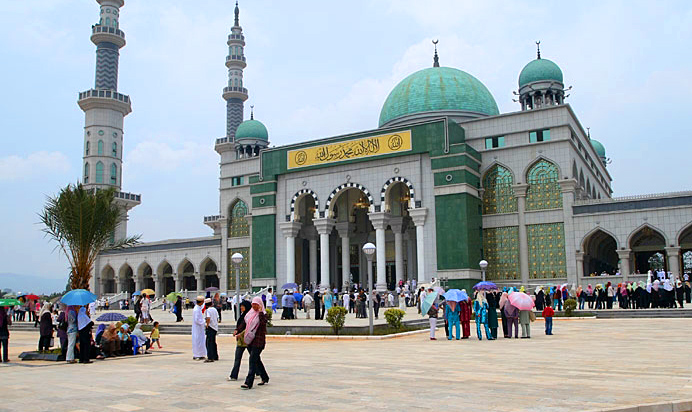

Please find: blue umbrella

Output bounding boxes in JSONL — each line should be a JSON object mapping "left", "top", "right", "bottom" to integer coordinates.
{"left": 96, "top": 312, "right": 127, "bottom": 322}
{"left": 60, "top": 289, "right": 98, "bottom": 306}
{"left": 293, "top": 292, "right": 303, "bottom": 302}
{"left": 281, "top": 283, "right": 298, "bottom": 290}
{"left": 443, "top": 289, "right": 468, "bottom": 302}
{"left": 132, "top": 291, "right": 141, "bottom": 296}
{"left": 473, "top": 281, "right": 498, "bottom": 291}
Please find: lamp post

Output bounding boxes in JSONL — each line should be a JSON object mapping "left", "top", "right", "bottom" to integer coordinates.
{"left": 231, "top": 252, "right": 244, "bottom": 321}
{"left": 479, "top": 260, "right": 488, "bottom": 282}
{"left": 363, "top": 242, "right": 376, "bottom": 335}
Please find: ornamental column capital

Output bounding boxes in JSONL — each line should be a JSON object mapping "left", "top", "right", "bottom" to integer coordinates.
{"left": 335, "top": 222, "right": 355, "bottom": 239}
{"left": 408, "top": 208, "right": 428, "bottom": 227}
{"left": 512, "top": 183, "right": 529, "bottom": 198}
{"left": 279, "top": 221, "right": 302, "bottom": 238}
{"left": 313, "top": 218, "right": 335, "bottom": 235}
{"left": 617, "top": 249, "right": 632, "bottom": 259}
{"left": 367, "top": 212, "right": 391, "bottom": 231}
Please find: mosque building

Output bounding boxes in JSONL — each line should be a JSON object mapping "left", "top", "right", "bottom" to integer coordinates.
{"left": 83, "top": 1, "right": 692, "bottom": 298}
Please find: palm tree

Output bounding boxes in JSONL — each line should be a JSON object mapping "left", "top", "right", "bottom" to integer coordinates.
{"left": 39, "top": 183, "right": 140, "bottom": 290}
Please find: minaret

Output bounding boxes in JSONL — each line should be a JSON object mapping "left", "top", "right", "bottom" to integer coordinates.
{"left": 78, "top": 0, "right": 140, "bottom": 240}
{"left": 224, "top": 1, "right": 249, "bottom": 140}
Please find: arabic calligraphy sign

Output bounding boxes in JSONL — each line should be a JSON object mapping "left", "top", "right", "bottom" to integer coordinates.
{"left": 287, "top": 130, "right": 412, "bottom": 169}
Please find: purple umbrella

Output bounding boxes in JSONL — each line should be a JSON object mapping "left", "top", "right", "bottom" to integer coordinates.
{"left": 473, "top": 281, "right": 498, "bottom": 291}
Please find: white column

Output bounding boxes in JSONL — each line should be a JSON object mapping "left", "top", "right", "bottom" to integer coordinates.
{"left": 196, "top": 273, "right": 204, "bottom": 292}
{"left": 513, "top": 184, "right": 529, "bottom": 286}
{"left": 368, "top": 212, "right": 391, "bottom": 291}
{"left": 174, "top": 273, "right": 182, "bottom": 293}
{"left": 666, "top": 247, "right": 681, "bottom": 277}
{"left": 313, "top": 218, "right": 335, "bottom": 290}
{"left": 279, "top": 221, "right": 302, "bottom": 286}
{"left": 575, "top": 252, "right": 584, "bottom": 286}
{"left": 618, "top": 249, "right": 632, "bottom": 282}
{"left": 309, "top": 239, "right": 317, "bottom": 286}
{"left": 336, "top": 222, "right": 353, "bottom": 291}
{"left": 134, "top": 276, "right": 143, "bottom": 293}
{"left": 116, "top": 276, "right": 123, "bottom": 293}
{"left": 154, "top": 277, "right": 161, "bottom": 298}
{"left": 389, "top": 217, "right": 406, "bottom": 287}
{"left": 406, "top": 231, "right": 414, "bottom": 281}
{"left": 409, "top": 208, "right": 428, "bottom": 283}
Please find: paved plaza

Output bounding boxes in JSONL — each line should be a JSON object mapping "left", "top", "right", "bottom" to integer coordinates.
{"left": 1, "top": 318, "right": 692, "bottom": 411}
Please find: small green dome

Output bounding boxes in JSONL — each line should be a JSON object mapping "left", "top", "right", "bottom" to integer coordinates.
{"left": 590, "top": 139, "right": 606, "bottom": 159}
{"left": 235, "top": 119, "right": 268, "bottom": 140}
{"left": 518, "top": 58, "right": 563, "bottom": 87}
{"left": 379, "top": 67, "right": 499, "bottom": 127}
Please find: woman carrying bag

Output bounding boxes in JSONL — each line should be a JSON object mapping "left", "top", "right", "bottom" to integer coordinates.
{"left": 228, "top": 300, "right": 252, "bottom": 381}
{"left": 240, "top": 297, "right": 269, "bottom": 389}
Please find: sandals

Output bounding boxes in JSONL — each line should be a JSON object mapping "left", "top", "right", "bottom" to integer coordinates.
{"left": 240, "top": 384, "right": 251, "bottom": 390}
{"left": 258, "top": 380, "right": 269, "bottom": 386}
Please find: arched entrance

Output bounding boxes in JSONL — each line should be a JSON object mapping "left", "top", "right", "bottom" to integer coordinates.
{"left": 118, "top": 264, "right": 135, "bottom": 294}
{"left": 180, "top": 260, "right": 196, "bottom": 291}
{"left": 582, "top": 229, "right": 618, "bottom": 276}
{"left": 138, "top": 262, "right": 155, "bottom": 290}
{"left": 101, "top": 265, "right": 116, "bottom": 294}
{"left": 293, "top": 192, "right": 317, "bottom": 288}
{"left": 679, "top": 225, "right": 692, "bottom": 276}
{"left": 158, "top": 261, "right": 174, "bottom": 295}
{"left": 382, "top": 179, "right": 414, "bottom": 289}
{"left": 629, "top": 226, "right": 667, "bottom": 273}
{"left": 201, "top": 259, "right": 219, "bottom": 289}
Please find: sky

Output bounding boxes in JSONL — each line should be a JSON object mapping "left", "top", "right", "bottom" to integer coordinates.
{"left": 1, "top": 0, "right": 691, "bottom": 293}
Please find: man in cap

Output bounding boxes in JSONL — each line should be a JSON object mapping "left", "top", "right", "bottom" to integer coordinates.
{"left": 192, "top": 296, "right": 207, "bottom": 360}
{"left": 204, "top": 298, "right": 219, "bottom": 362}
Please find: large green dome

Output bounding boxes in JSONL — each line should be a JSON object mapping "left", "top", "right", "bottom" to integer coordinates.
{"left": 379, "top": 67, "right": 499, "bottom": 127}
{"left": 518, "top": 58, "right": 563, "bottom": 87}
{"left": 590, "top": 139, "right": 606, "bottom": 159}
{"left": 235, "top": 119, "right": 268, "bottom": 141}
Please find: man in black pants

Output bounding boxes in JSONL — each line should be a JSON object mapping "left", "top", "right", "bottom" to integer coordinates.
{"left": 313, "top": 290, "right": 321, "bottom": 320}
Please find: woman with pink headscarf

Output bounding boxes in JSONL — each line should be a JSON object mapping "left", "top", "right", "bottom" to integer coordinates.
{"left": 240, "top": 297, "right": 269, "bottom": 390}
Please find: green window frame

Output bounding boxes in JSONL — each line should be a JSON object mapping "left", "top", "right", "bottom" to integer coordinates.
{"left": 527, "top": 222, "right": 566, "bottom": 279}
{"left": 84, "top": 162, "right": 89, "bottom": 183}
{"left": 227, "top": 247, "right": 250, "bottom": 289}
{"left": 484, "top": 136, "right": 505, "bottom": 149}
{"left": 482, "top": 165, "right": 517, "bottom": 214}
{"left": 112, "top": 142, "right": 117, "bottom": 157}
{"left": 86, "top": 141, "right": 90, "bottom": 155}
{"left": 482, "top": 226, "right": 520, "bottom": 280}
{"left": 98, "top": 140, "right": 104, "bottom": 155}
{"left": 529, "top": 129, "right": 550, "bottom": 143}
{"left": 231, "top": 176, "right": 243, "bottom": 186}
{"left": 228, "top": 200, "right": 249, "bottom": 238}
{"left": 95, "top": 161, "right": 104, "bottom": 183}
{"left": 110, "top": 163, "right": 117, "bottom": 184}
{"left": 526, "top": 159, "right": 562, "bottom": 210}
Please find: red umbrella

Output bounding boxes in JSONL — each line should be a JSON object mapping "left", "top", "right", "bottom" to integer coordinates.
{"left": 20, "top": 294, "right": 40, "bottom": 300}
{"left": 507, "top": 292, "right": 534, "bottom": 311}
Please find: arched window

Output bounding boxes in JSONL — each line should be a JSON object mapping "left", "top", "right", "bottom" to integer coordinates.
{"left": 482, "top": 165, "right": 517, "bottom": 214}
{"left": 96, "top": 161, "right": 104, "bottom": 183}
{"left": 228, "top": 200, "right": 249, "bottom": 237}
{"left": 234, "top": 78, "right": 238, "bottom": 87}
{"left": 106, "top": 17, "right": 110, "bottom": 26}
{"left": 110, "top": 163, "right": 117, "bottom": 184}
{"left": 526, "top": 159, "right": 562, "bottom": 211}
{"left": 86, "top": 141, "right": 90, "bottom": 155}
{"left": 98, "top": 140, "right": 104, "bottom": 155}
{"left": 84, "top": 162, "right": 89, "bottom": 183}
{"left": 112, "top": 142, "right": 117, "bottom": 157}
{"left": 113, "top": 19, "right": 117, "bottom": 28}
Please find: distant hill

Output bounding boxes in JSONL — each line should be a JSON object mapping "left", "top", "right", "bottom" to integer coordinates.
{"left": 0, "top": 273, "right": 67, "bottom": 295}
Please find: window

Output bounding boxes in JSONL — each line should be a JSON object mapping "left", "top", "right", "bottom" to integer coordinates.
{"left": 485, "top": 136, "right": 505, "bottom": 149}
{"left": 526, "top": 159, "right": 562, "bottom": 210}
{"left": 482, "top": 165, "right": 517, "bottom": 214}
{"left": 231, "top": 176, "right": 243, "bottom": 186}
{"left": 527, "top": 223, "right": 566, "bottom": 279}
{"left": 529, "top": 129, "right": 550, "bottom": 143}
{"left": 110, "top": 163, "right": 117, "bottom": 184}
{"left": 112, "top": 142, "right": 117, "bottom": 157}
{"left": 84, "top": 163, "right": 89, "bottom": 183}
{"left": 106, "top": 17, "right": 110, "bottom": 26}
{"left": 228, "top": 200, "right": 249, "bottom": 237}
{"left": 96, "top": 161, "right": 104, "bottom": 183}
{"left": 483, "top": 226, "right": 520, "bottom": 280}
{"left": 86, "top": 141, "right": 90, "bottom": 155}
{"left": 98, "top": 140, "right": 104, "bottom": 155}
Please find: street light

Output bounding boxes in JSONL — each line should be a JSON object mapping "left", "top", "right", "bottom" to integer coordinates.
{"left": 363, "top": 242, "right": 376, "bottom": 335}
{"left": 479, "top": 260, "right": 488, "bottom": 282}
{"left": 231, "top": 252, "right": 244, "bottom": 321}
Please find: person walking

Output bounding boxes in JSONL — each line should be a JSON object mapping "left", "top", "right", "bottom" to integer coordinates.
{"left": 542, "top": 305, "right": 554, "bottom": 335}
{"left": 535, "top": 286, "right": 545, "bottom": 311}
{"left": 241, "top": 297, "right": 269, "bottom": 390}
{"left": 192, "top": 296, "right": 207, "bottom": 361}
{"left": 204, "top": 298, "right": 219, "bottom": 362}
{"left": 0, "top": 306, "right": 11, "bottom": 362}
{"left": 473, "top": 291, "right": 495, "bottom": 340}
{"left": 229, "top": 301, "right": 252, "bottom": 381}
{"left": 302, "top": 292, "right": 314, "bottom": 319}
{"left": 77, "top": 306, "right": 93, "bottom": 364}
{"left": 498, "top": 292, "right": 509, "bottom": 338}
{"left": 460, "top": 294, "right": 472, "bottom": 339}
{"left": 427, "top": 301, "right": 438, "bottom": 340}
{"left": 372, "top": 291, "right": 381, "bottom": 320}
{"left": 445, "top": 300, "right": 461, "bottom": 340}
{"left": 486, "top": 290, "right": 499, "bottom": 339}
{"left": 56, "top": 304, "right": 68, "bottom": 359}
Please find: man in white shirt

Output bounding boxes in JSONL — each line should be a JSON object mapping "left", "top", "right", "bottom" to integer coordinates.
{"left": 191, "top": 296, "right": 207, "bottom": 360}
{"left": 204, "top": 298, "right": 219, "bottom": 363}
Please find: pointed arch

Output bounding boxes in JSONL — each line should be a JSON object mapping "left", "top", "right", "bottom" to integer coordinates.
{"left": 381, "top": 176, "right": 416, "bottom": 210}
{"left": 177, "top": 258, "right": 195, "bottom": 275}
{"left": 156, "top": 260, "right": 173, "bottom": 276}
{"left": 581, "top": 227, "right": 619, "bottom": 276}
{"left": 481, "top": 164, "right": 517, "bottom": 214}
{"left": 290, "top": 189, "right": 319, "bottom": 221}
{"left": 200, "top": 256, "right": 218, "bottom": 273}
{"left": 580, "top": 226, "right": 621, "bottom": 251}
{"left": 136, "top": 261, "right": 152, "bottom": 278}
{"left": 572, "top": 160, "right": 578, "bottom": 179}
{"left": 627, "top": 223, "right": 668, "bottom": 249}
{"left": 525, "top": 158, "right": 562, "bottom": 211}
{"left": 96, "top": 161, "right": 104, "bottom": 183}
{"left": 677, "top": 222, "right": 692, "bottom": 248}
{"left": 579, "top": 170, "right": 585, "bottom": 189}
{"left": 325, "top": 182, "right": 374, "bottom": 216}
{"left": 228, "top": 198, "right": 249, "bottom": 237}
{"left": 84, "top": 162, "right": 90, "bottom": 183}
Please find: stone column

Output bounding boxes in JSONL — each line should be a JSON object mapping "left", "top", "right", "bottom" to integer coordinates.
{"left": 513, "top": 184, "right": 530, "bottom": 286}
{"left": 405, "top": 230, "right": 415, "bottom": 281}
{"left": 408, "top": 208, "right": 428, "bottom": 283}
{"left": 279, "top": 221, "right": 302, "bottom": 285}
{"left": 99, "top": 279, "right": 106, "bottom": 296}
{"left": 134, "top": 276, "right": 143, "bottom": 293}
{"left": 174, "top": 273, "right": 182, "bottom": 293}
{"left": 389, "top": 217, "right": 406, "bottom": 287}
{"left": 368, "top": 212, "right": 391, "bottom": 291}
{"left": 116, "top": 276, "right": 123, "bottom": 294}
{"left": 313, "top": 218, "right": 335, "bottom": 289}
{"left": 336, "top": 222, "right": 354, "bottom": 291}
{"left": 575, "top": 251, "right": 584, "bottom": 285}
{"left": 195, "top": 273, "right": 204, "bottom": 292}
{"left": 617, "top": 249, "right": 632, "bottom": 282}
{"left": 154, "top": 277, "right": 161, "bottom": 298}
{"left": 665, "top": 246, "right": 681, "bottom": 278}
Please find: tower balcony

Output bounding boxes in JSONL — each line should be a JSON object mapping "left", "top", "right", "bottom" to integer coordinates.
{"left": 215, "top": 137, "right": 234, "bottom": 154}
{"left": 113, "top": 190, "right": 141, "bottom": 210}
{"left": 91, "top": 25, "right": 126, "bottom": 48}
{"left": 78, "top": 89, "right": 132, "bottom": 115}
{"left": 203, "top": 214, "right": 225, "bottom": 235}
{"left": 222, "top": 86, "right": 248, "bottom": 101}
{"left": 227, "top": 33, "right": 245, "bottom": 46}
{"left": 225, "top": 54, "right": 247, "bottom": 69}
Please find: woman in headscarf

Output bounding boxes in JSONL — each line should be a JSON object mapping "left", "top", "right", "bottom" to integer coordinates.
{"left": 685, "top": 282, "right": 691, "bottom": 304}
{"left": 460, "top": 290, "right": 472, "bottom": 339}
{"left": 503, "top": 294, "right": 519, "bottom": 339}
{"left": 0, "top": 305, "right": 11, "bottom": 362}
{"left": 131, "top": 323, "right": 151, "bottom": 354}
{"left": 100, "top": 324, "right": 119, "bottom": 357}
{"left": 38, "top": 302, "right": 53, "bottom": 352}
{"left": 229, "top": 300, "right": 252, "bottom": 381}
{"left": 577, "top": 286, "right": 585, "bottom": 310}
{"left": 240, "top": 297, "right": 269, "bottom": 389}
{"left": 651, "top": 280, "right": 661, "bottom": 308}
{"left": 77, "top": 305, "right": 94, "bottom": 363}
{"left": 174, "top": 295, "right": 183, "bottom": 322}
{"left": 606, "top": 282, "right": 614, "bottom": 309}
{"left": 473, "top": 291, "right": 494, "bottom": 341}
{"left": 534, "top": 286, "right": 545, "bottom": 311}
{"left": 675, "top": 280, "right": 685, "bottom": 308}
{"left": 498, "top": 292, "right": 509, "bottom": 338}
{"left": 586, "top": 284, "right": 594, "bottom": 309}
{"left": 445, "top": 299, "right": 461, "bottom": 340}
{"left": 552, "top": 286, "right": 563, "bottom": 311}
{"left": 663, "top": 279, "right": 674, "bottom": 308}
{"left": 486, "top": 289, "right": 499, "bottom": 339}
{"left": 56, "top": 303, "right": 69, "bottom": 359}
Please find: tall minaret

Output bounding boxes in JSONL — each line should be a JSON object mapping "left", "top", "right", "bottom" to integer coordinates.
{"left": 224, "top": 1, "right": 249, "bottom": 140}
{"left": 78, "top": 0, "right": 140, "bottom": 240}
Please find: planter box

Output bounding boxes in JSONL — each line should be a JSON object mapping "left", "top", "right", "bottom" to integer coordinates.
{"left": 19, "top": 351, "right": 64, "bottom": 361}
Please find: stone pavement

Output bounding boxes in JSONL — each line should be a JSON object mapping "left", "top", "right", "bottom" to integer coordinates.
{"left": 2, "top": 318, "right": 692, "bottom": 412}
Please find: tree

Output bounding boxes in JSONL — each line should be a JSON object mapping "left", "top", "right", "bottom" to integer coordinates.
{"left": 39, "top": 183, "right": 139, "bottom": 290}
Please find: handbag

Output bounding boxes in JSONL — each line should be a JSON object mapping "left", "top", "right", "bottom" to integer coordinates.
{"left": 529, "top": 311, "right": 536, "bottom": 322}
{"left": 236, "top": 330, "right": 247, "bottom": 348}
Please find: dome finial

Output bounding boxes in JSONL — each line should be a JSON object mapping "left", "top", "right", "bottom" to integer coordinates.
{"left": 250, "top": 105, "right": 254, "bottom": 120}
{"left": 234, "top": 1, "right": 240, "bottom": 27}
{"left": 432, "top": 39, "right": 440, "bottom": 67}
{"left": 587, "top": 127, "right": 590, "bottom": 138}
{"left": 536, "top": 40, "right": 541, "bottom": 59}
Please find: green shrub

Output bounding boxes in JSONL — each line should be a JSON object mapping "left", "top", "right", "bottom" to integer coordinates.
{"left": 123, "top": 316, "right": 137, "bottom": 331}
{"left": 326, "top": 306, "right": 348, "bottom": 335}
{"left": 265, "top": 308, "right": 273, "bottom": 327}
{"left": 384, "top": 308, "right": 406, "bottom": 331}
{"left": 564, "top": 298, "right": 577, "bottom": 317}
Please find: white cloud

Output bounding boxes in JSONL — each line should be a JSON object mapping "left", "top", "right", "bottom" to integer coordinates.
{"left": 0, "top": 151, "right": 70, "bottom": 181}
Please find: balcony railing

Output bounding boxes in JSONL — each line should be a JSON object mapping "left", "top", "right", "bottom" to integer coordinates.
{"left": 228, "top": 34, "right": 245, "bottom": 41}
{"left": 79, "top": 89, "right": 130, "bottom": 103}
{"left": 216, "top": 137, "right": 229, "bottom": 145}
{"left": 92, "top": 25, "right": 125, "bottom": 39}
{"left": 223, "top": 86, "right": 248, "bottom": 95}
{"left": 115, "top": 191, "right": 141, "bottom": 202}
{"left": 204, "top": 215, "right": 224, "bottom": 222}
{"left": 226, "top": 55, "right": 246, "bottom": 63}
{"left": 573, "top": 190, "right": 692, "bottom": 206}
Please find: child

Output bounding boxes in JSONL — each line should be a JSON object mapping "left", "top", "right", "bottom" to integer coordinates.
{"left": 150, "top": 321, "right": 162, "bottom": 349}
{"left": 542, "top": 305, "right": 554, "bottom": 335}
{"left": 427, "top": 303, "right": 438, "bottom": 341}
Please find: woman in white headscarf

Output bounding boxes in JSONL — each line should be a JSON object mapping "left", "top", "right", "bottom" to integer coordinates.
{"left": 131, "top": 323, "right": 151, "bottom": 354}
{"left": 38, "top": 302, "right": 53, "bottom": 352}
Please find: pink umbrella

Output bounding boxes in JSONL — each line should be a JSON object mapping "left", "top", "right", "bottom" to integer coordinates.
{"left": 507, "top": 292, "right": 535, "bottom": 311}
